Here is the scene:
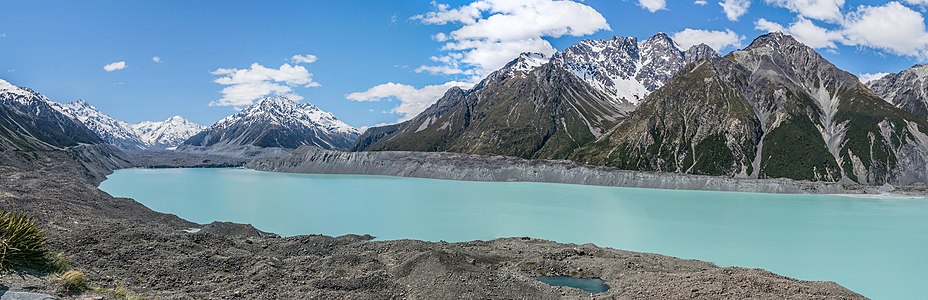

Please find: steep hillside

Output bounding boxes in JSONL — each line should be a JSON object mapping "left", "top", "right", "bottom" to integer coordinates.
{"left": 576, "top": 33, "right": 928, "bottom": 184}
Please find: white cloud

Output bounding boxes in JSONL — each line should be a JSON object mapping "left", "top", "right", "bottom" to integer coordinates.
{"left": 755, "top": 17, "right": 843, "bottom": 49}
{"left": 152, "top": 56, "right": 162, "bottom": 63}
{"left": 842, "top": 2, "right": 928, "bottom": 58}
{"left": 720, "top": 0, "right": 751, "bottom": 21}
{"left": 291, "top": 54, "right": 318, "bottom": 64}
{"left": 765, "top": 0, "right": 845, "bottom": 23}
{"left": 209, "top": 63, "right": 319, "bottom": 107}
{"left": 672, "top": 28, "right": 745, "bottom": 51}
{"left": 754, "top": 18, "right": 786, "bottom": 32}
{"left": 904, "top": 0, "right": 928, "bottom": 5}
{"left": 103, "top": 61, "right": 127, "bottom": 72}
{"left": 695, "top": 0, "right": 708, "bottom": 6}
{"left": 859, "top": 72, "right": 890, "bottom": 83}
{"left": 639, "top": 0, "right": 667, "bottom": 12}
{"left": 346, "top": 81, "right": 474, "bottom": 122}
{"left": 412, "top": 0, "right": 610, "bottom": 78}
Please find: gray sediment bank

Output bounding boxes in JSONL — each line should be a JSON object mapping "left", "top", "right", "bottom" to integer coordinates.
{"left": 0, "top": 147, "right": 869, "bottom": 298}
{"left": 249, "top": 146, "right": 926, "bottom": 195}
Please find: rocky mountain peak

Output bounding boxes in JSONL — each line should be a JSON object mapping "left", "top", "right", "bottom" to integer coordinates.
{"left": 187, "top": 95, "right": 359, "bottom": 150}
{"left": 502, "top": 52, "right": 549, "bottom": 76}
{"left": 551, "top": 33, "right": 717, "bottom": 106}
{"left": 684, "top": 44, "right": 720, "bottom": 65}
{"left": 746, "top": 32, "right": 804, "bottom": 51}
{"left": 868, "top": 64, "right": 928, "bottom": 119}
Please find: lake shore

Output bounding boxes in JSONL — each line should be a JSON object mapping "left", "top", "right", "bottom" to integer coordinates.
{"left": 0, "top": 147, "right": 867, "bottom": 299}
{"left": 249, "top": 146, "right": 928, "bottom": 196}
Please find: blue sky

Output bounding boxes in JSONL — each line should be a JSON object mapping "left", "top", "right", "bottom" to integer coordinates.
{"left": 1, "top": 0, "right": 927, "bottom": 128}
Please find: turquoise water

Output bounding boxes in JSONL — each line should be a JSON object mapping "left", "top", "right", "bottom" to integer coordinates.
{"left": 100, "top": 168, "right": 928, "bottom": 299}
{"left": 536, "top": 276, "right": 609, "bottom": 294}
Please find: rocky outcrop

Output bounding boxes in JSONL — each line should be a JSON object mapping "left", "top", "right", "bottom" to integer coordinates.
{"left": 575, "top": 33, "right": 928, "bottom": 185}
{"left": 867, "top": 64, "right": 928, "bottom": 120}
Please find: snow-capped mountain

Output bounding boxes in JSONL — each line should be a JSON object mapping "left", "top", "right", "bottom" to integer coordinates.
{"left": 184, "top": 96, "right": 360, "bottom": 150}
{"left": 867, "top": 64, "right": 928, "bottom": 120}
{"left": 551, "top": 33, "right": 719, "bottom": 106}
{"left": 503, "top": 52, "right": 549, "bottom": 76}
{"left": 0, "top": 79, "right": 102, "bottom": 151}
{"left": 49, "top": 99, "right": 147, "bottom": 150}
{"left": 131, "top": 116, "right": 205, "bottom": 150}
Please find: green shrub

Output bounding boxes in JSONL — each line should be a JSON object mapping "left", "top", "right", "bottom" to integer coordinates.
{"left": 0, "top": 211, "right": 49, "bottom": 272}
{"left": 46, "top": 251, "right": 71, "bottom": 273}
{"left": 55, "top": 270, "right": 88, "bottom": 292}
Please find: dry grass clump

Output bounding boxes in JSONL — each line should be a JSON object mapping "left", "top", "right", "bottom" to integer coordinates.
{"left": 55, "top": 270, "right": 89, "bottom": 293}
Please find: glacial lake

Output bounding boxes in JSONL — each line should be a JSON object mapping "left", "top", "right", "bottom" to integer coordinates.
{"left": 99, "top": 168, "right": 928, "bottom": 299}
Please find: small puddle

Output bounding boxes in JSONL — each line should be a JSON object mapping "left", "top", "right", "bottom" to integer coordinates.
{"left": 537, "top": 276, "right": 609, "bottom": 294}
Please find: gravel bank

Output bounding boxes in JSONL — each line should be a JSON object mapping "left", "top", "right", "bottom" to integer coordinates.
{"left": 249, "top": 146, "right": 927, "bottom": 195}
{"left": 0, "top": 148, "right": 866, "bottom": 299}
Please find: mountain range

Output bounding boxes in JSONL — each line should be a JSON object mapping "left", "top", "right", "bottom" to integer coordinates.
{"left": 3, "top": 32, "right": 927, "bottom": 186}
{"left": 49, "top": 99, "right": 203, "bottom": 151}
{"left": 0, "top": 79, "right": 101, "bottom": 152}
{"left": 352, "top": 33, "right": 720, "bottom": 159}
{"left": 355, "top": 32, "right": 928, "bottom": 185}
{"left": 183, "top": 96, "right": 360, "bottom": 150}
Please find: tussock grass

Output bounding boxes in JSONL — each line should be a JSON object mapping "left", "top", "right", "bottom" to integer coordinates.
{"left": 0, "top": 211, "right": 49, "bottom": 271}
{"left": 55, "top": 270, "right": 89, "bottom": 293}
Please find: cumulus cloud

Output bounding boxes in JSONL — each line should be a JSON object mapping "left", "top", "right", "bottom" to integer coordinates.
{"left": 765, "top": 0, "right": 845, "bottom": 23}
{"left": 209, "top": 63, "right": 320, "bottom": 107}
{"left": 755, "top": 17, "right": 843, "bottom": 49}
{"left": 720, "top": 0, "right": 751, "bottom": 21}
{"left": 842, "top": 2, "right": 928, "bottom": 58}
{"left": 412, "top": 0, "right": 610, "bottom": 78}
{"left": 639, "top": 0, "right": 667, "bottom": 12}
{"left": 694, "top": 0, "right": 708, "bottom": 5}
{"left": 152, "top": 56, "right": 162, "bottom": 63}
{"left": 754, "top": 18, "right": 786, "bottom": 32}
{"left": 346, "top": 81, "right": 474, "bottom": 122}
{"left": 291, "top": 54, "right": 318, "bottom": 64}
{"left": 905, "top": 0, "right": 928, "bottom": 5}
{"left": 859, "top": 72, "right": 891, "bottom": 83}
{"left": 672, "top": 28, "right": 745, "bottom": 51}
{"left": 103, "top": 61, "right": 127, "bottom": 72}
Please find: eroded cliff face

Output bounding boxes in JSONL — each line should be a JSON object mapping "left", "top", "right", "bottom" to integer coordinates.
{"left": 248, "top": 146, "right": 866, "bottom": 194}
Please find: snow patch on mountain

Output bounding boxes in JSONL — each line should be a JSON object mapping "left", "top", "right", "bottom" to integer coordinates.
{"left": 131, "top": 116, "right": 205, "bottom": 149}
{"left": 49, "top": 99, "right": 146, "bottom": 150}
{"left": 552, "top": 33, "right": 718, "bottom": 106}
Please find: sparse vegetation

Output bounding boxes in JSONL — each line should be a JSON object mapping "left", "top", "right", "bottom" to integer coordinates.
{"left": 92, "top": 285, "right": 145, "bottom": 300}
{"left": 46, "top": 251, "right": 71, "bottom": 273}
{"left": 0, "top": 210, "right": 49, "bottom": 272}
{"left": 55, "top": 270, "right": 89, "bottom": 293}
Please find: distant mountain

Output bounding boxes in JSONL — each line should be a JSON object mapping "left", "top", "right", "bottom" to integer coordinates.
{"left": 574, "top": 33, "right": 928, "bottom": 184}
{"left": 867, "top": 64, "right": 928, "bottom": 120}
{"left": 0, "top": 79, "right": 102, "bottom": 151}
{"left": 353, "top": 51, "right": 628, "bottom": 159}
{"left": 131, "top": 116, "right": 204, "bottom": 150}
{"left": 184, "top": 96, "right": 359, "bottom": 150}
{"left": 551, "top": 33, "right": 719, "bottom": 107}
{"left": 354, "top": 33, "right": 718, "bottom": 159}
{"left": 50, "top": 99, "right": 147, "bottom": 150}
